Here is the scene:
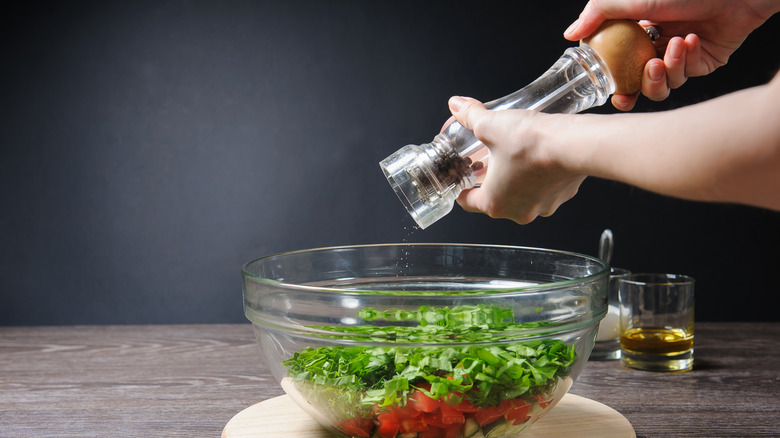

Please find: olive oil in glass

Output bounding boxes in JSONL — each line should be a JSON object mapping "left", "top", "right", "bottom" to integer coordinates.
{"left": 620, "top": 327, "right": 694, "bottom": 371}
{"left": 618, "top": 274, "right": 695, "bottom": 372}
{"left": 621, "top": 327, "right": 694, "bottom": 355}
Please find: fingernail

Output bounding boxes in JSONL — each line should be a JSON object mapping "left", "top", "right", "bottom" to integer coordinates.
{"left": 612, "top": 95, "right": 633, "bottom": 111}
{"left": 564, "top": 19, "right": 580, "bottom": 38}
{"left": 448, "top": 96, "right": 466, "bottom": 112}
{"left": 649, "top": 63, "right": 664, "bottom": 81}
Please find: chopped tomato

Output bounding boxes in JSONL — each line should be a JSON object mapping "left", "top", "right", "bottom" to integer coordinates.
{"left": 534, "top": 394, "right": 552, "bottom": 409}
{"left": 394, "top": 405, "right": 428, "bottom": 434}
{"left": 400, "top": 417, "right": 429, "bottom": 433}
{"left": 423, "top": 410, "right": 446, "bottom": 429}
{"left": 418, "top": 427, "right": 444, "bottom": 438}
{"left": 439, "top": 402, "right": 465, "bottom": 425}
{"left": 505, "top": 399, "right": 532, "bottom": 425}
{"left": 375, "top": 411, "right": 400, "bottom": 438}
{"left": 420, "top": 401, "right": 463, "bottom": 426}
{"left": 473, "top": 398, "right": 515, "bottom": 426}
{"left": 418, "top": 423, "right": 462, "bottom": 438}
{"left": 343, "top": 394, "right": 545, "bottom": 438}
{"left": 408, "top": 389, "right": 440, "bottom": 413}
{"left": 338, "top": 416, "right": 373, "bottom": 437}
{"left": 452, "top": 399, "right": 480, "bottom": 413}
{"left": 443, "top": 423, "right": 464, "bottom": 438}
{"left": 419, "top": 426, "right": 445, "bottom": 438}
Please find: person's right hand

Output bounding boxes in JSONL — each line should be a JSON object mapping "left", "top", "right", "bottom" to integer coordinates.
{"left": 563, "top": 0, "right": 780, "bottom": 110}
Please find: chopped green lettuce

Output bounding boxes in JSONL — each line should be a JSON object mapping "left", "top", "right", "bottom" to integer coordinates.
{"left": 282, "top": 305, "right": 576, "bottom": 410}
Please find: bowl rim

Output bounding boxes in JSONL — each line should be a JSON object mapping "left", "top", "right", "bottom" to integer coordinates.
{"left": 617, "top": 273, "right": 695, "bottom": 286}
{"left": 241, "top": 242, "right": 609, "bottom": 295}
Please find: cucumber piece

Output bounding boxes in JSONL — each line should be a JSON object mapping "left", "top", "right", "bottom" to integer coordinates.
{"left": 463, "top": 418, "right": 483, "bottom": 438}
{"left": 483, "top": 419, "right": 509, "bottom": 438}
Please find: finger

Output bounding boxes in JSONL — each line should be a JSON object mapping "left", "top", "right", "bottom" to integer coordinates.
{"left": 564, "top": 0, "right": 652, "bottom": 40}
{"left": 683, "top": 33, "right": 707, "bottom": 77}
{"left": 642, "top": 58, "right": 671, "bottom": 101}
{"left": 664, "top": 36, "right": 687, "bottom": 89}
{"left": 448, "top": 96, "right": 488, "bottom": 132}
{"left": 457, "top": 186, "right": 528, "bottom": 223}
{"left": 564, "top": 1, "right": 603, "bottom": 40}
{"left": 611, "top": 93, "right": 638, "bottom": 111}
{"left": 455, "top": 188, "right": 484, "bottom": 214}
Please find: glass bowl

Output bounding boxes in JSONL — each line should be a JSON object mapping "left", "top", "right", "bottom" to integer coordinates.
{"left": 242, "top": 244, "right": 608, "bottom": 438}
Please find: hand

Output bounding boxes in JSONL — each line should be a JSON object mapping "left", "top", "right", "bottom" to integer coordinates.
{"left": 564, "top": 0, "right": 778, "bottom": 110}
{"left": 447, "top": 96, "right": 586, "bottom": 225}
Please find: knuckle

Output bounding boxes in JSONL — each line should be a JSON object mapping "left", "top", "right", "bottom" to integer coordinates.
{"left": 469, "top": 112, "right": 489, "bottom": 137}
{"left": 513, "top": 212, "right": 538, "bottom": 225}
{"left": 540, "top": 205, "right": 559, "bottom": 218}
{"left": 645, "top": 82, "right": 671, "bottom": 101}
{"left": 481, "top": 200, "right": 507, "bottom": 220}
{"left": 486, "top": 203, "right": 537, "bottom": 225}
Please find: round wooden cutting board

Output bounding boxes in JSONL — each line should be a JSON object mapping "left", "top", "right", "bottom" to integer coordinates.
{"left": 223, "top": 393, "right": 635, "bottom": 438}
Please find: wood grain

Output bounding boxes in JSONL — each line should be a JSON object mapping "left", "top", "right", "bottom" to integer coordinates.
{"left": 1, "top": 323, "right": 778, "bottom": 437}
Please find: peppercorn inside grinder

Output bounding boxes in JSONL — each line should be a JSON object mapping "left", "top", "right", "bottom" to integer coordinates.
{"left": 380, "top": 20, "right": 657, "bottom": 229}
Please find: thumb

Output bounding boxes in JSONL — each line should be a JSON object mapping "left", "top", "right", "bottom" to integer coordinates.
{"left": 448, "top": 96, "right": 488, "bottom": 131}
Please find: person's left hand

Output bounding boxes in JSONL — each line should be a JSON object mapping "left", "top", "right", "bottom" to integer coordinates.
{"left": 447, "top": 96, "right": 586, "bottom": 224}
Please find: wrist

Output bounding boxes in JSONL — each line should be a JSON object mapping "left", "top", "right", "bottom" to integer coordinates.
{"left": 542, "top": 114, "right": 597, "bottom": 174}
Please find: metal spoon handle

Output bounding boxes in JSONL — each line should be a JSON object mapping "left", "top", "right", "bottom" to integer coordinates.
{"left": 599, "top": 229, "right": 614, "bottom": 265}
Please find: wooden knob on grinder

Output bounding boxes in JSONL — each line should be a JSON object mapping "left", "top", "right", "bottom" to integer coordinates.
{"left": 581, "top": 20, "right": 657, "bottom": 95}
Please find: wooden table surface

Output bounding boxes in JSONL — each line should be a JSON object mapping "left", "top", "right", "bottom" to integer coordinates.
{"left": 2, "top": 323, "right": 778, "bottom": 437}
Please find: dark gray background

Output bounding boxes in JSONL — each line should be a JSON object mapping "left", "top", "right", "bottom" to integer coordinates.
{"left": 2, "top": 1, "right": 778, "bottom": 325}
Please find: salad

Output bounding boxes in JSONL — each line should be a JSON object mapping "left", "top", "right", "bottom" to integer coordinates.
{"left": 282, "top": 305, "right": 576, "bottom": 438}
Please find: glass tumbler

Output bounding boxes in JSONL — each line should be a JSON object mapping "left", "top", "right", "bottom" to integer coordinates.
{"left": 618, "top": 274, "right": 695, "bottom": 372}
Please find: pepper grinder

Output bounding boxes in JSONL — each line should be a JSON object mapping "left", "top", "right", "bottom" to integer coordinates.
{"left": 380, "top": 20, "right": 657, "bottom": 229}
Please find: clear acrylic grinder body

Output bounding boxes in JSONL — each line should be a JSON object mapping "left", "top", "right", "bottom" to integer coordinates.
{"left": 379, "top": 44, "right": 616, "bottom": 229}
